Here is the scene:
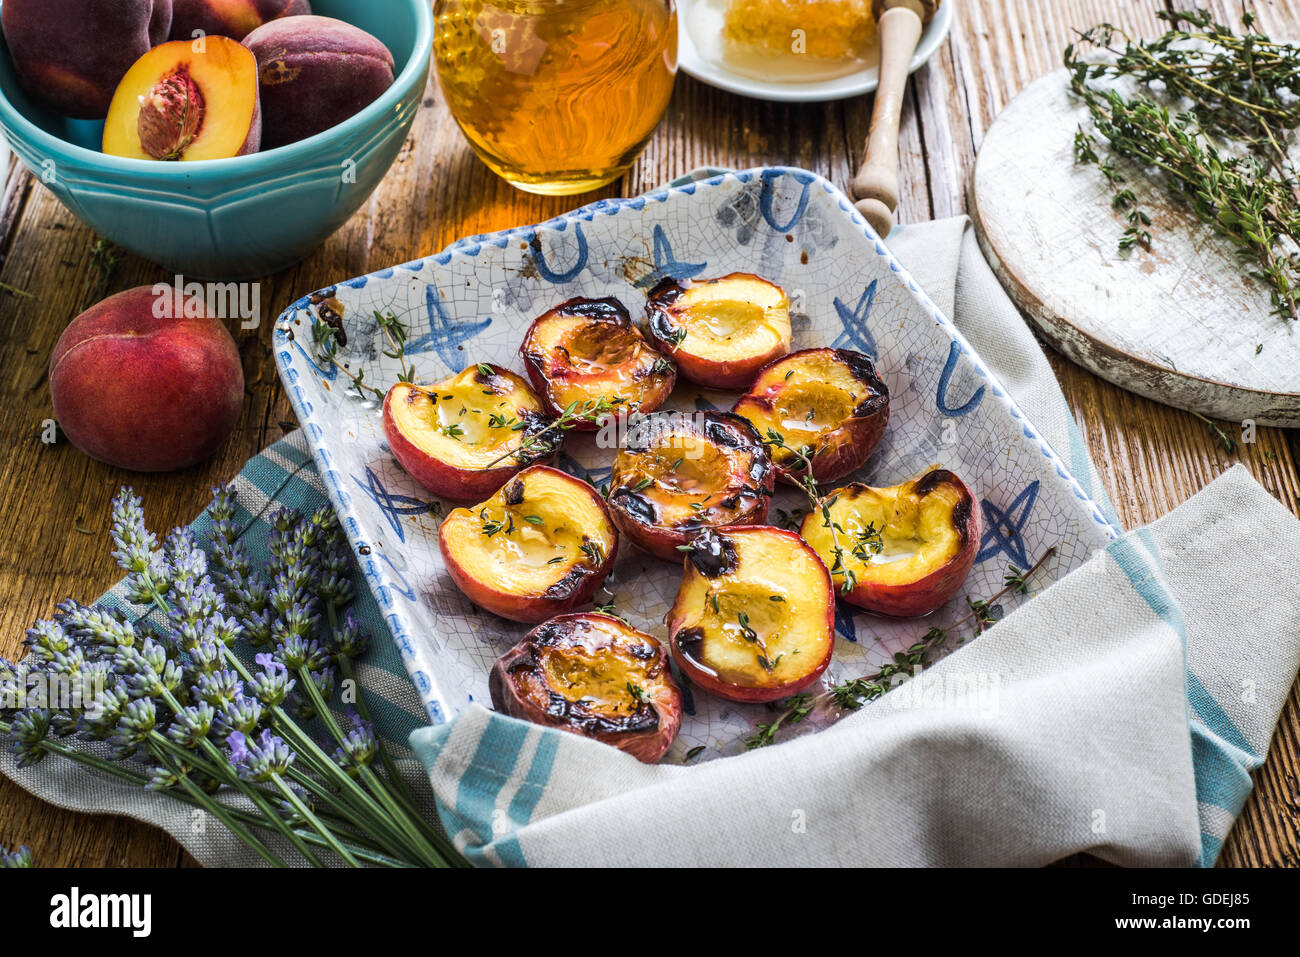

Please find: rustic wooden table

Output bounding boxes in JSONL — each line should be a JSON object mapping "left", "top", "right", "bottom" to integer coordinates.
{"left": 0, "top": 0, "right": 1296, "bottom": 868}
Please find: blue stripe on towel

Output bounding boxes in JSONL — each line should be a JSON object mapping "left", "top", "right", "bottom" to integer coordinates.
{"left": 1106, "top": 533, "right": 1257, "bottom": 867}
{"left": 1186, "top": 671, "right": 1255, "bottom": 759}
{"left": 454, "top": 720, "right": 530, "bottom": 860}
{"left": 494, "top": 731, "right": 562, "bottom": 867}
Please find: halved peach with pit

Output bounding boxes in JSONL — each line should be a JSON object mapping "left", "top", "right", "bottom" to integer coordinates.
{"left": 490, "top": 612, "right": 684, "bottom": 763}
{"left": 520, "top": 297, "right": 676, "bottom": 430}
{"left": 103, "top": 37, "right": 262, "bottom": 161}
{"left": 645, "top": 274, "right": 792, "bottom": 390}
{"left": 606, "top": 412, "right": 774, "bottom": 561}
{"left": 667, "top": 526, "right": 835, "bottom": 703}
{"left": 439, "top": 465, "right": 618, "bottom": 624}
{"left": 383, "top": 364, "right": 560, "bottom": 504}
{"left": 732, "top": 348, "right": 889, "bottom": 485}
{"left": 801, "top": 469, "right": 981, "bottom": 617}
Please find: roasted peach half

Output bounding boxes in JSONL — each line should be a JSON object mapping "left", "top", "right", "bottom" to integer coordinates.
{"left": 439, "top": 466, "right": 618, "bottom": 624}
{"left": 732, "top": 348, "right": 889, "bottom": 485}
{"left": 667, "top": 526, "right": 835, "bottom": 703}
{"left": 801, "top": 469, "right": 981, "bottom": 618}
{"left": 489, "top": 613, "right": 683, "bottom": 763}
{"left": 520, "top": 297, "right": 676, "bottom": 430}
{"left": 383, "top": 364, "right": 560, "bottom": 503}
{"left": 645, "top": 274, "right": 792, "bottom": 390}
{"left": 606, "top": 412, "right": 774, "bottom": 561}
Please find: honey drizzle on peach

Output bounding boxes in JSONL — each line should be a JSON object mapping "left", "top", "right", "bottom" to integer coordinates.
{"left": 477, "top": 477, "right": 586, "bottom": 570}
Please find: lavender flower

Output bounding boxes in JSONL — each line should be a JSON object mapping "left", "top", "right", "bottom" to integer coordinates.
{"left": 270, "top": 601, "right": 321, "bottom": 646}
{"left": 55, "top": 603, "right": 137, "bottom": 651}
{"left": 212, "top": 694, "right": 263, "bottom": 745}
{"left": 109, "top": 699, "right": 156, "bottom": 757}
{"left": 8, "top": 709, "right": 50, "bottom": 767}
{"left": 167, "top": 577, "right": 224, "bottom": 628}
{"left": 307, "top": 668, "right": 336, "bottom": 701}
{"left": 276, "top": 782, "right": 313, "bottom": 826}
{"left": 330, "top": 608, "right": 371, "bottom": 660}
{"left": 166, "top": 703, "right": 214, "bottom": 749}
{"left": 146, "top": 765, "right": 184, "bottom": 791}
{"left": 80, "top": 682, "right": 131, "bottom": 740}
{"left": 227, "top": 729, "right": 294, "bottom": 783}
{"left": 111, "top": 489, "right": 173, "bottom": 602}
{"left": 208, "top": 485, "right": 242, "bottom": 546}
{"left": 110, "top": 489, "right": 159, "bottom": 573}
{"left": 0, "top": 846, "right": 33, "bottom": 868}
{"left": 247, "top": 654, "right": 294, "bottom": 708}
{"left": 194, "top": 669, "right": 243, "bottom": 708}
{"left": 23, "top": 620, "right": 72, "bottom": 665}
{"left": 333, "top": 710, "right": 377, "bottom": 773}
{"left": 163, "top": 527, "right": 208, "bottom": 584}
{"left": 186, "top": 640, "right": 225, "bottom": 675}
{"left": 276, "top": 634, "right": 330, "bottom": 672}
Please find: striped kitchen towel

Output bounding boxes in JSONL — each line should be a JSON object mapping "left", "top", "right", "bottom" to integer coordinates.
{"left": 408, "top": 216, "right": 1300, "bottom": 867}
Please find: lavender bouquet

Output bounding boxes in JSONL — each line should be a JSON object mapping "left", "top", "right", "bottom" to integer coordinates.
{"left": 1, "top": 487, "right": 466, "bottom": 868}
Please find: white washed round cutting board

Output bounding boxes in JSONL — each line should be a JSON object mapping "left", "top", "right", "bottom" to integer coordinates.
{"left": 971, "top": 69, "right": 1300, "bottom": 427}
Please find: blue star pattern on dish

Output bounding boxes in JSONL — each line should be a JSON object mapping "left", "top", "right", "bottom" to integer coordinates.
{"left": 834, "top": 603, "right": 858, "bottom": 643}
{"left": 403, "top": 284, "right": 493, "bottom": 374}
{"left": 353, "top": 466, "right": 438, "bottom": 544}
{"left": 936, "top": 341, "right": 987, "bottom": 417}
{"left": 633, "top": 224, "right": 708, "bottom": 289}
{"left": 832, "top": 280, "right": 880, "bottom": 359}
{"left": 556, "top": 452, "right": 612, "bottom": 492}
{"left": 976, "top": 480, "right": 1040, "bottom": 567}
{"left": 378, "top": 553, "right": 418, "bottom": 602}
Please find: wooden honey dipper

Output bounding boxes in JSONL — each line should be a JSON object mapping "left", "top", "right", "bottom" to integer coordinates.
{"left": 851, "top": 0, "right": 943, "bottom": 237}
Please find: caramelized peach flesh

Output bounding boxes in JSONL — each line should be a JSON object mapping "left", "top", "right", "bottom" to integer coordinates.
{"left": 667, "top": 526, "right": 835, "bottom": 703}
{"left": 645, "top": 274, "right": 792, "bottom": 390}
{"left": 607, "top": 412, "right": 774, "bottom": 561}
{"left": 520, "top": 297, "right": 676, "bottom": 430}
{"left": 732, "top": 348, "right": 889, "bottom": 485}
{"left": 383, "top": 365, "right": 559, "bottom": 503}
{"left": 490, "top": 613, "right": 684, "bottom": 763}
{"left": 439, "top": 466, "right": 618, "bottom": 624}
{"left": 801, "top": 469, "right": 981, "bottom": 617}
{"left": 103, "top": 37, "right": 262, "bottom": 161}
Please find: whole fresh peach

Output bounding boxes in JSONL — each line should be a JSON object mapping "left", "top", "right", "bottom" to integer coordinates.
{"left": 0, "top": 0, "right": 173, "bottom": 119}
{"left": 243, "top": 15, "right": 395, "bottom": 148}
{"left": 49, "top": 286, "right": 244, "bottom": 472}
{"left": 169, "top": 0, "right": 310, "bottom": 43}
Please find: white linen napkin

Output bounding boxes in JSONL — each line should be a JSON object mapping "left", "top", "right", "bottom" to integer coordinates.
{"left": 409, "top": 217, "right": 1300, "bottom": 867}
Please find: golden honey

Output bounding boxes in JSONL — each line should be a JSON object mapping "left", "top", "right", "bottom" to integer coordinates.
{"left": 686, "top": 0, "right": 879, "bottom": 83}
{"left": 434, "top": 0, "right": 678, "bottom": 195}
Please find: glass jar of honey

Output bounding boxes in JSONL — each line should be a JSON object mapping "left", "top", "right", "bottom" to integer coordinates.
{"left": 434, "top": 0, "right": 678, "bottom": 195}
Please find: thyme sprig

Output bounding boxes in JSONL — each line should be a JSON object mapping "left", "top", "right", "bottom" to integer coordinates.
{"left": 1190, "top": 410, "right": 1240, "bottom": 454}
{"left": 762, "top": 430, "right": 859, "bottom": 595}
{"left": 313, "top": 311, "right": 415, "bottom": 400}
{"left": 481, "top": 395, "right": 624, "bottom": 469}
{"left": 746, "top": 546, "right": 1057, "bottom": 749}
{"left": 1066, "top": 9, "right": 1300, "bottom": 321}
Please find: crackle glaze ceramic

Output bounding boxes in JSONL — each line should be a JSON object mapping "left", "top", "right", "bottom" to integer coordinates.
{"left": 274, "top": 167, "right": 1121, "bottom": 760}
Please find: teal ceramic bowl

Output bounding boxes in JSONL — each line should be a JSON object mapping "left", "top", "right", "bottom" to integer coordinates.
{"left": 0, "top": 0, "right": 432, "bottom": 280}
